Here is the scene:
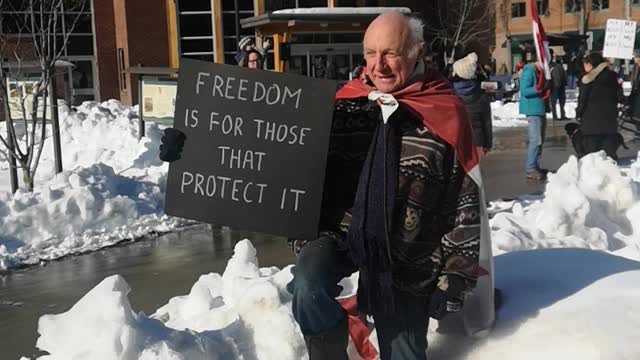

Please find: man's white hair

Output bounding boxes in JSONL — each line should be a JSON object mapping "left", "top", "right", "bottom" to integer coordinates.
{"left": 364, "top": 13, "right": 425, "bottom": 60}
{"left": 406, "top": 16, "right": 425, "bottom": 59}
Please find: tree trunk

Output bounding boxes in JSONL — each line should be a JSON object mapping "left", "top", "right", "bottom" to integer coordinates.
{"left": 20, "top": 162, "right": 33, "bottom": 192}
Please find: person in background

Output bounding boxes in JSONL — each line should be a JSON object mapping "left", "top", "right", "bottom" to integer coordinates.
{"left": 519, "top": 60, "right": 547, "bottom": 180}
{"left": 475, "top": 63, "right": 488, "bottom": 82}
{"left": 570, "top": 49, "right": 586, "bottom": 88}
{"left": 549, "top": 49, "right": 568, "bottom": 120}
{"left": 245, "top": 49, "right": 263, "bottom": 70}
{"left": 351, "top": 59, "right": 366, "bottom": 80}
{"left": 452, "top": 52, "right": 493, "bottom": 159}
{"left": 236, "top": 36, "right": 271, "bottom": 69}
{"left": 576, "top": 52, "right": 623, "bottom": 161}
{"left": 566, "top": 52, "right": 577, "bottom": 89}
{"left": 483, "top": 64, "right": 493, "bottom": 79}
{"left": 629, "top": 52, "right": 640, "bottom": 136}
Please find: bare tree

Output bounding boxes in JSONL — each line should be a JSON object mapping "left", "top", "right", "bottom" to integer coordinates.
{"left": 0, "top": 0, "right": 86, "bottom": 192}
{"left": 425, "top": 0, "right": 496, "bottom": 65}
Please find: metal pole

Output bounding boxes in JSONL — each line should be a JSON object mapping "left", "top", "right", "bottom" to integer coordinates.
{"left": 49, "top": 71, "right": 63, "bottom": 174}
{"left": 138, "top": 74, "right": 145, "bottom": 139}
{"left": 625, "top": 0, "right": 631, "bottom": 76}
{"left": 234, "top": 0, "right": 240, "bottom": 48}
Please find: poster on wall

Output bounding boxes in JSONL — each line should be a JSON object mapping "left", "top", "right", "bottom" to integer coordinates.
{"left": 141, "top": 77, "right": 177, "bottom": 124}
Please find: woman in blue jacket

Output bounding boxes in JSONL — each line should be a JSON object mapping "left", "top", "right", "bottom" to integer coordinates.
{"left": 519, "top": 62, "right": 547, "bottom": 180}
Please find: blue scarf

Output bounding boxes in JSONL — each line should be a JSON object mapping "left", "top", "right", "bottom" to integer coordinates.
{"left": 453, "top": 80, "right": 480, "bottom": 97}
{"left": 346, "top": 114, "right": 399, "bottom": 315}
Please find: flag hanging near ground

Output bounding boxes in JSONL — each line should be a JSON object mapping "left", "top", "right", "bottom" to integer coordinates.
{"left": 530, "top": 0, "right": 551, "bottom": 80}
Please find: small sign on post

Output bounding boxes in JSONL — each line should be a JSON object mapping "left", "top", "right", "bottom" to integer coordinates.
{"left": 164, "top": 58, "right": 336, "bottom": 239}
{"left": 603, "top": 19, "right": 637, "bottom": 59}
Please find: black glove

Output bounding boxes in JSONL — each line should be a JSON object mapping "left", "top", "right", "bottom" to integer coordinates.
{"left": 428, "top": 275, "right": 467, "bottom": 320}
{"left": 159, "top": 128, "right": 186, "bottom": 162}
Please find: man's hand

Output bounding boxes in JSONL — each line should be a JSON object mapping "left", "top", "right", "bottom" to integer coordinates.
{"left": 159, "top": 128, "right": 186, "bottom": 162}
{"left": 428, "top": 275, "right": 467, "bottom": 320}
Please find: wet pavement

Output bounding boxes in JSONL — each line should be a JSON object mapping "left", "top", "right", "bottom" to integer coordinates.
{"left": 1, "top": 127, "right": 639, "bottom": 360}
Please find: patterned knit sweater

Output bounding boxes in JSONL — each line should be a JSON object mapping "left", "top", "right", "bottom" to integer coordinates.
{"left": 316, "top": 98, "right": 481, "bottom": 296}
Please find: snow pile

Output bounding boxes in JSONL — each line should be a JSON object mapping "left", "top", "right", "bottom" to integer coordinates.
{"left": 491, "top": 101, "right": 577, "bottom": 128}
{"left": 490, "top": 151, "right": 640, "bottom": 259}
{"left": 36, "top": 274, "right": 242, "bottom": 360}
{"left": 465, "top": 249, "right": 640, "bottom": 359}
{"left": 0, "top": 100, "right": 187, "bottom": 270}
{"left": 34, "top": 240, "right": 307, "bottom": 360}
{"left": 33, "top": 242, "right": 640, "bottom": 359}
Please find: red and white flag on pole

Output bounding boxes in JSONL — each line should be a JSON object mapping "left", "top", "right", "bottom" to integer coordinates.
{"left": 530, "top": 0, "right": 552, "bottom": 80}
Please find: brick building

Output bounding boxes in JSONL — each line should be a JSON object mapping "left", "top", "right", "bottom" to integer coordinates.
{"left": 495, "top": 0, "right": 640, "bottom": 75}
{"left": 2, "top": 0, "right": 495, "bottom": 107}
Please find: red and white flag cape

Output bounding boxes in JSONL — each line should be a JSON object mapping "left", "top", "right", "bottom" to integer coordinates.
{"left": 530, "top": 0, "right": 552, "bottom": 80}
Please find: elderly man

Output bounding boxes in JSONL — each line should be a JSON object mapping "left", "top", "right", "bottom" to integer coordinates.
{"left": 287, "top": 12, "right": 493, "bottom": 360}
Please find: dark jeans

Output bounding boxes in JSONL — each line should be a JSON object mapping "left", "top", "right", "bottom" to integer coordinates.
{"left": 287, "top": 235, "right": 430, "bottom": 360}
{"left": 551, "top": 86, "right": 566, "bottom": 119}
{"left": 582, "top": 134, "right": 619, "bottom": 161}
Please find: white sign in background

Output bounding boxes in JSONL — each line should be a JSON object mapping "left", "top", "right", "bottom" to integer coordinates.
{"left": 603, "top": 19, "right": 637, "bottom": 59}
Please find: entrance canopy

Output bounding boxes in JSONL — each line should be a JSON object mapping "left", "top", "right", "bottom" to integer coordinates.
{"left": 502, "top": 33, "right": 589, "bottom": 50}
{"left": 240, "top": 7, "right": 412, "bottom": 72}
{"left": 241, "top": 7, "right": 411, "bottom": 34}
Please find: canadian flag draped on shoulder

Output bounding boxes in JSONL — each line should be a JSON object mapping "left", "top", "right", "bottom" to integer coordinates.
{"left": 531, "top": 0, "right": 552, "bottom": 80}
{"left": 336, "top": 65, "right": 495, "bottom": 342}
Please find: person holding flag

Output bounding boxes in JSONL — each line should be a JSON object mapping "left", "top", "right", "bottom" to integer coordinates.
{"left": 519, "top": 0, "right": 552, "bottom": 180}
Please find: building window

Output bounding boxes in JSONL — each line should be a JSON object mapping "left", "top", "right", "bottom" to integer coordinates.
{"left": 565, "top": 0, "right": 581, "bottom": 13}
{"left": 633, "top": 0, "right": 640, "bottom": 6}
{"left": 511, "top": 2, "right": 526, "bottom": 18}
{"left": 176, "top": 0, "right": 215, "bottom": 62}
{"left": 221, "top": 0, "right": 256, "bottom": 65}
{"left": 536, "top": 0, "right": 549, "bottom": 16}
{"left": 117, "top": 48, "right": 126, "bottom": 91}
{"left": 592, "top": 0, "right": 609, "bottom": 11}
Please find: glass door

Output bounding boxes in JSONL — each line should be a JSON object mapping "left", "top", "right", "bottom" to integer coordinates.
{"left": 289, "top": 43, "right": 363, "bottom": 83}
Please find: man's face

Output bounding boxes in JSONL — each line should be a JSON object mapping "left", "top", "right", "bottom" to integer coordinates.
{"left": 247, "top": 52, "right": 261, "bottom": 69}
{"left": 363, "top": 14, "right": 419, "bottom": 93}
{"left": 634, "top": 56, "right": 640, "bottom": 65}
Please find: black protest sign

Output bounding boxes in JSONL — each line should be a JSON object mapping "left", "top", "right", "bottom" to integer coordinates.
{"left": 164, "top": 58, "right": 336, "bottom": 239}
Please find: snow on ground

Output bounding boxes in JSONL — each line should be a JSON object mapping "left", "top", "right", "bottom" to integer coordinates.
{"left": 0, "top": 100, "right": 188, "bottom": 270}
{"left": 29, "top": 151, "right": 640, "bottom": 359}
{"left": 31, "top": 243, "right": 640, "bottom": 359}
{"left": 491, "top": 100, "right": 577, "bottom": 128}
{"left": 489, "top": 151, "right": 640, "bottom": 260}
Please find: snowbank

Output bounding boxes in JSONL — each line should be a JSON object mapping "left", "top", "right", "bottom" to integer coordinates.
{"left": 0, "top": 100, "right": 188, "bottom": 270}
{"left": 466, "top": 249, "right": 640, "bottom": 360}
{"left": 34, "top": 240, "right": 308, "bottom": 360}
{"left": 491, "top": 100, "right": 577, "bottom": 128}
{"left": 32, "top": 241, "right": 640, "bottom": 359}
{"left": 490, "top": 151, "right": 640, "bottom": 259}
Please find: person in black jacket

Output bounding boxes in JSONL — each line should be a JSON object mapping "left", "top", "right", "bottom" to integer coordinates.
{"left": 549, "top": 49, "right": 568, "bottom": 120}
{"left": 575, "top": 52, "right": 623, "bottom": 161}
{"left": 629, "top": 53, "right": 640, "bottom": 135}
{"left": 452, "top": 52, "right": 493, "bottom": 158}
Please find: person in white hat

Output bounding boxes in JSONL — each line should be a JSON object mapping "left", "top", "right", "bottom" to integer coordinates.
{"left": 235, "top": 36, "right": 271, "bottom": 69}
{"left": 452, "top": 53, "right": 493, "bottom": 159}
